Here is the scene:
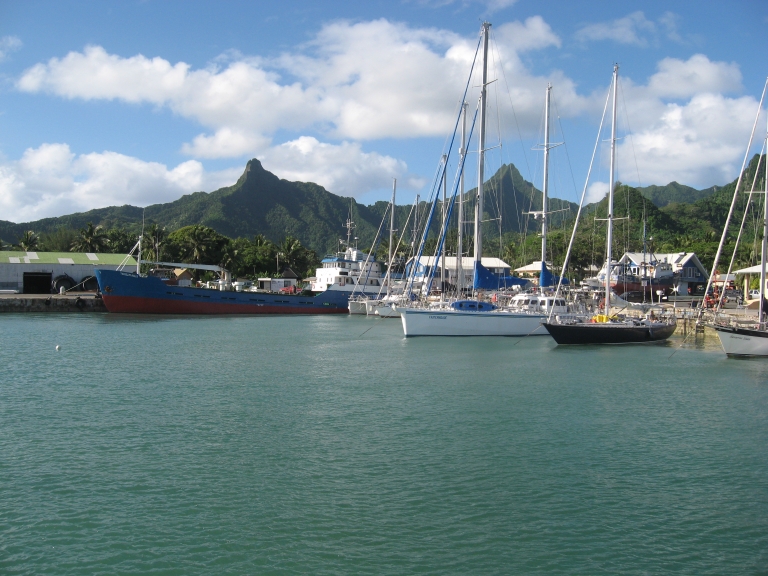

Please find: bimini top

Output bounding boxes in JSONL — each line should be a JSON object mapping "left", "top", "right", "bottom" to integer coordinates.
{"left": 450, "top": 299, "right": 497, "bottom": 312}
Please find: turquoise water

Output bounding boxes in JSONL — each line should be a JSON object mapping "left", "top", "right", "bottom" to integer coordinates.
{"left": 1, "top": 313, "right": 767, "bottom": 574}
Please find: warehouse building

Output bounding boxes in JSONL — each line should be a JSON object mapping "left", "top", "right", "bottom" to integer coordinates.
{"left": 0, "top": 251, "right": 137, "bottom": 294}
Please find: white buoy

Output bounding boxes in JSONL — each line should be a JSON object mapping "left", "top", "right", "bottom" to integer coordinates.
{"left": 55, "top": 345, "right": 61, "bottom": 351}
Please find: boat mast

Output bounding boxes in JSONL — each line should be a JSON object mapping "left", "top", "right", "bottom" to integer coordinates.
{"left": 541, "top": 83, "right": 551, "bottom": 293}
{"left": 605, "top": 64, "right": 619, "bottom": 317}
{"left": 388, "top": 178, "right": 396, "bottom": 296}
{"left": 412, "top": 194, "right": 419, "bottom": 258}
{"left": 441, "top": 154, "right": 447, "bottom": 300}
{"left": 761, "top": 127, "right": 768, "bottom": 327}
{"left": 473, "top": 22, "right": 490, "bottom": 276}
{"left": 457, "top": 102, "right": 467, "bottom": 296}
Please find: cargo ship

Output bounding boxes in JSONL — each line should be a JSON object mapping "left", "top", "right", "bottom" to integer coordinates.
{"left": 95, "top": 265, "right": 349, "bottom": 314}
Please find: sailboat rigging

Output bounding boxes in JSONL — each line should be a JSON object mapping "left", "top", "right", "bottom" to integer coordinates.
{"left": 542, "top": 64, "right": 676, "bottom": 345}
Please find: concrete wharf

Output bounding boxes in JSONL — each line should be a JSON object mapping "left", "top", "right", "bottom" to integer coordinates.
{"left": 0, "top": 293, "right": 107, "bottom": 313}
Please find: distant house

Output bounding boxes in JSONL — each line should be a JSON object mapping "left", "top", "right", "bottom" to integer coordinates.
{"left": 617, "top": 251, "right": 709, "bottom": 294}
{"left": 174, "top": 268, "right": 194, "bottom": 287}
{"left": 256, "top": 277, "right": 298, "bottom": 292}
{"left": 514, "top": 261, "right": 552, "bottom": 278}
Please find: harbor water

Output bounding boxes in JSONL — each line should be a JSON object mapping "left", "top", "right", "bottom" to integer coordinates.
{"left": 1, "top": 313, "right": 767, "bottom": 574}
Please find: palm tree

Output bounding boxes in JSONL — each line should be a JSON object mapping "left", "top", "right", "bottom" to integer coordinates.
{"left": 278, "top": 236, "right": 303, "bottom": 271}
{"left": 183, "top": 226, "right": 214, "bottom": 264}
{"left": 220, "top": 244, "right": 239, "bottom": 272}
{"left": 17, "top": 230, "right": 39, "bottom": 251}
{"left": 71, "top": 223, "right": 107, "bottom": 252}
{"left": 143, "top": 224, "right": 167, "bottom": 262}
{"left": 253, "top": 234, "right": 271, "bottom": 248}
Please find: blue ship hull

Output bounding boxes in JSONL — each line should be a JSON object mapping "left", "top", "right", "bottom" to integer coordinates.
{"left": 95, "top": 269, "right": 350, "bottom": 314}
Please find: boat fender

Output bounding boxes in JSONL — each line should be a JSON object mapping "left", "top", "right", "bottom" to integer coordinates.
{"left": 75, "top": 297, "right": 85, "bottom": 310}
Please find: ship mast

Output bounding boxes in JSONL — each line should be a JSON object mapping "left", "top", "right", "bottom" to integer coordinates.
{"left": 541, "top": 83, "right": 551, "bottom": 292}
{"left": 605, "top": 64, "right": 619, "bottom": 318}
{"left": 457, "top": 102, "right": 467, "bottom": 296}
{"left": 473, "top": 22, "right": 490, "bottom": 279}
{"left": 388, "top": 178, "right": 396, "bottom": 296}
{"left": 441, "top": 154, "right": 447, "bottom": 300}
{"left": 761, "top": 122, "right": 768, "bottom": 327}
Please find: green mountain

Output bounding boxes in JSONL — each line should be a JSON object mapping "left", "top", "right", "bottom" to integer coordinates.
{"left": 2, "top": 155, "right": 758, "bottom": 270}
{"left": 637, "top": 181, "right": 719, "bottom": 208}
{"left": 0, "top": 159, "right": 575, "bottom": 255}
{"left": 0, "top": 160, "right": 387, "bottom": 255}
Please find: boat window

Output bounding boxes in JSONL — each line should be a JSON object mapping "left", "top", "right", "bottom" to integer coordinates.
{"left": 469, "top": 304, "right": 476, "bottom": 309}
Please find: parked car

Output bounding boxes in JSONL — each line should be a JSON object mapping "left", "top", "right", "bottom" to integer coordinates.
{"left": 749, "top": 289, "right": 762, "bottom": 300}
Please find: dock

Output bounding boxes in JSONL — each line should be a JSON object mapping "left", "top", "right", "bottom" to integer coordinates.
{"left": 0, "top": 293, "right": 107, "bottom": 313}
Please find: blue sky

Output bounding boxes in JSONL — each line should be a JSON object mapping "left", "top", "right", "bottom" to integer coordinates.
{"left": 1, "top": 0, "right": 767, "bottom": 222}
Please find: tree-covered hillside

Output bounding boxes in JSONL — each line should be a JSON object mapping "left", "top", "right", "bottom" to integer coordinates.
{"left": 2, "top": 155, "right": 765, "bottom": 279}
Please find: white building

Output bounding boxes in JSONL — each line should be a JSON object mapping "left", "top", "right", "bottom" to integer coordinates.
{"left": 0, "top": 251, "right": 137, "bottom": 294}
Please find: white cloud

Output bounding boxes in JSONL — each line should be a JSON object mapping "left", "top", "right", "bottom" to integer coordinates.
{"left": 181, "top": 128, "right": 271, "bottom": 159}
{"left": 494, "top": 17, "right": 561, "bottom": 52}
{"left": 0, "top": 144, "right": 237, "bottom": 222}
{"left": 586, "top": 181, "right": 608, "bottom": 204}
{"left": 658, "top": 11, "right": 683, "bottom": 43}
{"left": 575, "top": 11, "right": 656, "bottom": 46}
{"left": 9, "top": 16, "right": 760, "bottom": 215}
{"left": 646, "top": 54, "right": 742, "bottom": 99}
{"left": 16, "top": 18, "right": 568, "bottom": 147}
{"left": 0, "top": 138, "right": 421, "bottom": 221}
{"left": 0, "top": 36, "right": 22, "bottom": 61}
{"left": 617, "top": 93, "right": 761, "bottom": 188}
{"left": 260, "top": 136, "right": 425, "bottom": 198}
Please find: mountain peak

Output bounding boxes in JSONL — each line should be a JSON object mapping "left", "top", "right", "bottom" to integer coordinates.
{"left": 235, "top": 158, "right": 277, "bottom": 189}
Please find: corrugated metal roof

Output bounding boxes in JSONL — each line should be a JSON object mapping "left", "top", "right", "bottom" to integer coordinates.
{"left": 0, "top": 251, "right": 136, "bottom": 265}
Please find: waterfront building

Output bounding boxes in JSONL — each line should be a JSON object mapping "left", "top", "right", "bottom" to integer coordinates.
{"left": 0, "top": 251, "right": 136, "bottom": 294}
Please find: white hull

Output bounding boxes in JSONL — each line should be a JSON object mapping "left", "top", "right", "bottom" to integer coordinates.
{"left": 715, "top": 325, "right": 768, "bottom": 357}
{"left": 348, "top": 300, "right": 367, "bottom": 315}
{"left": 375, "top": 303, "right": 400, "bottom": 318}
{"left": 399, "top": 308, "right": 548, "bottom": 336}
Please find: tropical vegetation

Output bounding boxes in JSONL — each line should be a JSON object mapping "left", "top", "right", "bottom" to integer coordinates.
{"left": 1, "top": 155, "right": 766, "bottom": 282}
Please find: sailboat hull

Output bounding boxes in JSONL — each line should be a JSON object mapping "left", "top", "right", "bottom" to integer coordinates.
{"left": 714, "top": 324, "right": 768, "bottom": 357}
{"left": 400, "top": 308, "right": 547, "bottom": 336}
{"left": 348, "top": 300, "right": 368, "bottom": 315}
{"left": 543, "top": 320, "right": 676, "bottom": 345}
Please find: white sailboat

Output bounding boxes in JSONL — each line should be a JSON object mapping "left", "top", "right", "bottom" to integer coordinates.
{"left": 399, "top": 22, "right": 567, "bottom": 337}
{"left": 712, "top": 78, "right": 768, "bottom": 356}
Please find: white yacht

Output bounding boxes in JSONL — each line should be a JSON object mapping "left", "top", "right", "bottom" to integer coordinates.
{"left": 309, "top": 246, "right": 386, "bottom": 295}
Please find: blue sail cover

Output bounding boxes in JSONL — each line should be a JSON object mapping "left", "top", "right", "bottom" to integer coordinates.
{"left": 473, "top": 262, "right": 529, "bottom": 290}
{"left": 540, "top": 261, "right": 569, "bottom": 288}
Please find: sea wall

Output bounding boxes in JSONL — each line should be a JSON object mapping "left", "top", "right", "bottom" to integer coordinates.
{"left": 0, "top": 294, "right": 107, "bottom": 312}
